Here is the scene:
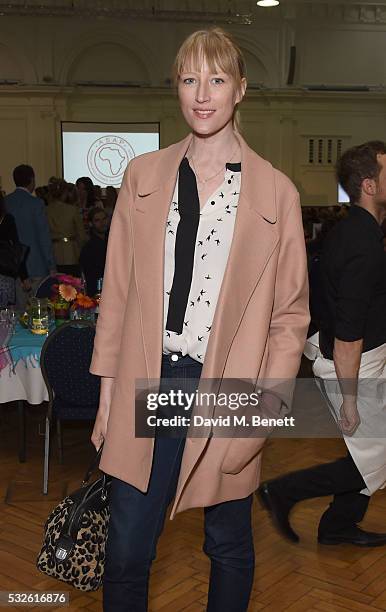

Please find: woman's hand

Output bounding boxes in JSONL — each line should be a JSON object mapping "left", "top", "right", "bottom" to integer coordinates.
{"left": 91, "top": 377, "right": 115, "bottom": 450}
{"left": 91, "top": 407, "right": 109, "bottom": 451}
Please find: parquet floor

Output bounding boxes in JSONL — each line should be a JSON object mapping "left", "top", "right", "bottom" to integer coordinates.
{"left": 0, "top": 401, "right": 385, "bottom": 612}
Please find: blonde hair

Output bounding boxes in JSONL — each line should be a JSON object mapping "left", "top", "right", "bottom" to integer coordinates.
{"left": 173, "top": 28, "right": 247, "bottom": 131}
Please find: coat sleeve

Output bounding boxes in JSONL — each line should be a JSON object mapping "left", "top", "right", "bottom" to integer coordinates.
{"left": 89, "top": 162, "right": 134, "bottom": 378}
{"left": 264, "top": 193, "right": 310, "bottom": 400}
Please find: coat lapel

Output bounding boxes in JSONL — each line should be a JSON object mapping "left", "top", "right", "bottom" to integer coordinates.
{"left": 201, "top": 136, "right": 279, "bottom": 379}
{"left": 132, "top": 134, "right": 192, "bottom": 379}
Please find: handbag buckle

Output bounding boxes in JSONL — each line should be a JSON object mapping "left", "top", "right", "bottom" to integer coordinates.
{"left": 56, "top": 547, "right": 68, "bottom": 561}
{"left": 55, "top": 535, "right": 73, "bottom": 562}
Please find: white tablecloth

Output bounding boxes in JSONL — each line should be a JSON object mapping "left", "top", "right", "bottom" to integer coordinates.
{"left": 0, "top": 355, "right": 48, "bottom": 405}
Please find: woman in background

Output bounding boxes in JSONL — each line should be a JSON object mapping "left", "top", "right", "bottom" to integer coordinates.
{"left": 104, "top": 185, "right": 118, "bottom": 221}
{"left": 47, "top": 179, "right": 85, "bottom": 276}
{"left": 76, "top": 176, "right": 103, "bottom": 209}
{"left": 64, "top": 182, "right": 80, "bottom": 209}
{"left": 76, "top": 176, "right": 103, "bottom": 235}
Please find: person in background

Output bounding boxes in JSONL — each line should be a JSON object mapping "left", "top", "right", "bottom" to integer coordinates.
{"left": 307, "top": 217, "right": 337, "bottom": 262}
{"left": 79, "top": 207, "right": 108, "bottom": 296}
{"left": 303, "top": 220, "right": 313, "bottom": 246}
{"left": 46, "top": 177, "right": 60, "bottom": 205}
{"left": 0, "top": 191, "right": 28, "bottom": 307}
{"left": 76, "top": 177, "right": 103, "bottom": 209}
{"left": 76, "top": 176, "right": 104, "bottom": 236}
{"left": 94, "top": 184, "right": 103, "bottom": 203}
{"left": 5, "top": 164, "right": 55, "bottom": 308}
{"left": 63, "top": 182, "right": 80, "bottom": 208}
{"left": 104, "top": 185, "right": 118, "bottom": 220}
{"left": 260, "top": 141, "right": 386, "bottom": 548}
{"left": 47, "top": 179, "right": 86, "bottom": 277}
{"left": 338, "top": 203, "right": 350, "bottom": 219}
{"left": 307, "top": 218, "right": 337, "bottom": 337}
{"left": 35, "top": 185, "right": 49, "bottom": 206}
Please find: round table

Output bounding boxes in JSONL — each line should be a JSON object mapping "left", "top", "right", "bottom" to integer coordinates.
{"left": 0, "top": 324, "right": 48, "bottom": 405}
{"left": 0, "top": 323, "right": 49, "bottom": 462}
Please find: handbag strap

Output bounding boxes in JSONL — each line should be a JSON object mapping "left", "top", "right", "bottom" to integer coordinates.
{"left": 82, "top": 443, "right": 104, "bottom": 486}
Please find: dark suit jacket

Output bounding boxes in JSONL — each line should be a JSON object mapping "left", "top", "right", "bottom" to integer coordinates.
{"left": 79, "top": 232, "right": 107, "bottom": 296}
{"left": 5, "top": 188, "right": 55, "bottom": 277}
{"left": 0, "top": 213, "right": 28, "bottom": 279}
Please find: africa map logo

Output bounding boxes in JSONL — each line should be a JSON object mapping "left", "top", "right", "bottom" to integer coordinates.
{"left": 87, "top": 135, "right": 135, "bottom": 185}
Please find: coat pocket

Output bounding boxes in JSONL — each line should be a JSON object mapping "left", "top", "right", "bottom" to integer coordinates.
{"left": 220, "top": 437, "right": 266, "bottom": 474}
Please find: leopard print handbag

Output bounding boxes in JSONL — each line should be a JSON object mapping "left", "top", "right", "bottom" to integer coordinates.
{"left": 36, "top": 448, "right": 111, "bottom": 592}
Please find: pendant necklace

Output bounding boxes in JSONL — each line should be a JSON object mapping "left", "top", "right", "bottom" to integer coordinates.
{"left": 189, "top": 143, "right": 239, "bottom": 186}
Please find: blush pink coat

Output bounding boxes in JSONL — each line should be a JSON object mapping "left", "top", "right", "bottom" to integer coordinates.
{"left": 90, "top": 133, "right": 310, "bottom": 519}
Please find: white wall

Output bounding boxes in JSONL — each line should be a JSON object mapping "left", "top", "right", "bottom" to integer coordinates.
{"left": 1, "top": 3, "right": 386, "bottom": 203}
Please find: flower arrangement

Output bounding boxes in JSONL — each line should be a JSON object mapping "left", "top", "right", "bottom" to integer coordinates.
{"left": 70, "top": 293, "right": 97, "bottom": 322}
{"left": 50, "top": 275, "right": 96, "bottom": 324}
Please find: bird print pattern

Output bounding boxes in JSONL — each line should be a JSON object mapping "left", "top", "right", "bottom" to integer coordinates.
{"left": 163, "top": 161, "right": 241, "bottom": 364}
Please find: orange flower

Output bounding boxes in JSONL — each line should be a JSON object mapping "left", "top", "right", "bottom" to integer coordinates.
{"left": 75, "top": 293, "right": 96, "bottom": 309}
{"left": 58, "top": 283, "right": 77, "bottom": 302}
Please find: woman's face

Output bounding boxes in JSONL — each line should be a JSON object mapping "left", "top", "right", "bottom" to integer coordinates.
{"left": 178, "top": 59, "right": 246, "bottom": 137}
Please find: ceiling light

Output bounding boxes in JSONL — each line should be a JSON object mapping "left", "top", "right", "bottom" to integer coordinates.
{"left": 257, "top": 0, "right": 280, "bottom": 7}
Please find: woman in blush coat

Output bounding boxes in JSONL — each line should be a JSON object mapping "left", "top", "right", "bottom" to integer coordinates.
{"left": 90, "top": 28, "right": 310, "bottom": 612}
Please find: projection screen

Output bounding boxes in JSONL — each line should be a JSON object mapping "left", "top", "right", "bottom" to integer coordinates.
{"left": 61, "top": 122, "right": 160, "bottom": 188}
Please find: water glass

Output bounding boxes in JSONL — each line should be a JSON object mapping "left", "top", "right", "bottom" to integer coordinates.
{"left": 0, "top": 308, "right": 11, "bottom": 328}
{"left": 7, "top": 306, "right": 18, "bottom": 332}
{"left": 28, "top": 298, "right": 50, "bottom": 335}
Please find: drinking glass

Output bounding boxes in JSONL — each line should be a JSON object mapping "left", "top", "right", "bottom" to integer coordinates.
{"left": 28, "top": 298, "right": 50, "bottom": 335}
{"left": 7, "top": 306, "right": 18, "bottom": 332}
{"left": 0, "top": 308, "right": 10, "bottom": 327}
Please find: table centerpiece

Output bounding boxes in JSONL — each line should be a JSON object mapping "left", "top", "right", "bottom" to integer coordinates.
{"left": 70, "top": 293, "right": 97, "bottom": 322}
{"left": 51, "top": 275, "right": 92, "bottom": 325}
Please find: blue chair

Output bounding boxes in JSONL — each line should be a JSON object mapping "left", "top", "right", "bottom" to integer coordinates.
{"left": 40, "top": 320, "right": 100, "bottom": 494}
{"left": 35, "top": 275, "right": 61, "bottom": 299}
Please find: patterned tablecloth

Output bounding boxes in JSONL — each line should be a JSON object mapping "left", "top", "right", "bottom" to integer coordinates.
{"left": 0, "top": 323, "right": 48, "bottom": 405}
{"left": 0, "top": 323, "right": 12, "bottom": 373}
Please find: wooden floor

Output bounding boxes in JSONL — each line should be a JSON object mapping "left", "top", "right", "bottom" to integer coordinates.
{"left": 0, "top": 402, "right": 385, "bottom": 612}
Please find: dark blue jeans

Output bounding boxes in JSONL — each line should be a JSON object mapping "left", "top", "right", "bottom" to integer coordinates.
{"left": 103, "top": 354, "right": 255, "bottom": 612}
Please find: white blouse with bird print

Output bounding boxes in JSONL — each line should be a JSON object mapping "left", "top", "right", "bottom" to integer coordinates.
{"left": 163, "top": 159, "right": 241, "bottom": 364}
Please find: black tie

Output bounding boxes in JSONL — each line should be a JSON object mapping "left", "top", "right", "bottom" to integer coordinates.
{"left": 166, "top": 158, "right": 200, "bottom": 334}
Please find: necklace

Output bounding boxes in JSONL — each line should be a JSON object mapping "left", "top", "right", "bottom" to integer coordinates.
{"left": 189, "top": 143, "right": 240, "bottom": 185}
